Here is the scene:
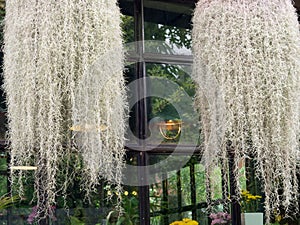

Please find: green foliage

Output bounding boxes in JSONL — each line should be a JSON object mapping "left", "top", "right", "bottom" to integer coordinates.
{"left": 121, "top": 15, "right": 134, "bottom": 43}
{"left": 147, "top": 64, "right": 195, "bottom": 120}
{"left": 69, "top": 215, "right": 85, "bottom": 225}
{"left": 144, "top": 22, "right": 191, "bottom": 51}
{"left": 0, "top": 157, "right": 7, "bottom": 197}
{"left": 0, "top": 194, "right": 19, "bottom": 211}
{"left": 106, "top": 193, "right": 139, "bottom": 225}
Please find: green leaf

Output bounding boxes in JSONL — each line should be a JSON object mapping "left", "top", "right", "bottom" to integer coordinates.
{"left": 0, "top": 195, "right": 19, "bottom": 211}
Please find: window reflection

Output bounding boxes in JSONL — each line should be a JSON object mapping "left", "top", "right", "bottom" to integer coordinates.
{"left": 121, "top": 15, "right": 135, "bottom": 43}
{"left": 144, "top": 0, "right": 193, "bottom": 55}
{"left": 147, "top": 63, "right": 198, "bottom": 145}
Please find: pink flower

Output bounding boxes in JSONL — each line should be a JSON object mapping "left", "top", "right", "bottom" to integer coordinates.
{"left": 27, "top": 205, "right": 57, "bottom": 224}
{"left": 27, "top": 206, "right": 38, "bottom": 224}
{"left": 209, "top": 212, "right": 231, "bottom": 225}
{"left": 211, "top": 218, "right": 222, "bottom": 225}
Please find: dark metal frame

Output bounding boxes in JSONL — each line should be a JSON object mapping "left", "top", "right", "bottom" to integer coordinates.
{"left": 124, "top": 1, "right": 215, "bottom": 224}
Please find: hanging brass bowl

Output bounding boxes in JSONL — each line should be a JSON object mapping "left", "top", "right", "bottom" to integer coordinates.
{"left": 157, "top": 120, "right": 183, "bottom": 140}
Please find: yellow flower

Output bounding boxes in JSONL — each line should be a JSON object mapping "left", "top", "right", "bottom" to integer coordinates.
{"left": 107, "top": 190, "right": 112, "bottom": 196}
{"left": 186, "top": 221, "right": 198, "bottom": 225}
{"left": 124, "top": 191, "right": 129, "bottom": 196}
{"left": 241, "top": 190, "right": 249, "bottom": 196}
{"left": 170, "top": 221, "right": 183, "bottom": 225}
{"left": 132, "top": 191, "right": 138, "bottom": 196}
{"left": 275, "top": 214, "right": 282, "bottom": 222}
{"left": 170, "top": 218, "right": 198, "bottom": 225}
{"left": 183, "top": 218, "right": 192, "bottom": 222}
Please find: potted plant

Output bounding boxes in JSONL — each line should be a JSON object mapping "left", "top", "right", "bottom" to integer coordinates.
{"left": 240, "top": 190, "right": 263, "bottom": 225}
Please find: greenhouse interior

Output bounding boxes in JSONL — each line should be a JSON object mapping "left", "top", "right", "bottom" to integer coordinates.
{"left": 0, "top": 0, "right": 300, "bottom": 224}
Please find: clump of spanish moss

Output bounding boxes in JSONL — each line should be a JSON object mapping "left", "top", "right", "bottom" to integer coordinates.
{"left": 192, "top": 0, "right": 300, "bottom": 222}
{"left": 4, "top": 0, "right": 126, "bottom": 219}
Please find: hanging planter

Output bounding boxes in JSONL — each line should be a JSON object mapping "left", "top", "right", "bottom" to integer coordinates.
{"left": 3, "top": 0, "right": 126, "bottom": 219}
{"left": 192, "top": 0, "right": 300, "bottom": 222}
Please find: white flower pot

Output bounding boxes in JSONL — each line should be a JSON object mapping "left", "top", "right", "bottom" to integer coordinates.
{"left": 241, "top": 212, "right": 263, "bottom": 225}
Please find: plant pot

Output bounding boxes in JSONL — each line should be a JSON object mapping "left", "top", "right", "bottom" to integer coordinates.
{"left": 241, "top": 212, "right": 263, "bottom": 225}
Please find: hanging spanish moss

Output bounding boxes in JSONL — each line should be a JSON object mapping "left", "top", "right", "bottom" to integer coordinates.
{"left": 192, "top": 0, "right": 300, "bottom": 221}
{"left": 3, "top": 0, "right": 126, "bottom": 219}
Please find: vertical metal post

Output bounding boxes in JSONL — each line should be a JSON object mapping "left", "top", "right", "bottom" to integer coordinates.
{"left": 190, "top": 164, "right": 197, "bottom": 220}
{"left": 137, "top": 152, "right": 150, "bottom": 225}
{"left": 162, "top": 178, "right": 169, "bottom": 225}
{"left": 134, "top": 0, "right": 150, "bottom": 224}
{"left": 176, "top": 171, "right": 182, "bottom": 218}
{"left": 227, "top": 148, "right": 242, "bottom": 225}
{"left": 221, "top": 158, "right": 230, "bottom": 213}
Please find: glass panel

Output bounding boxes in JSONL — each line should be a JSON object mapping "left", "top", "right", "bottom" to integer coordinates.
{"left": 167, "top": 172, "right": 178, "bottom": 209}
{"left": 181, "top": 211, "right": 193, "bottom": 219}
{"left": 197, "top": 208, "right": 209, "bottom": 225}
{"left": 124, "top": 64, "right": 138, "bottom": 145}
{"left": 0, "top": 218, "right": 7, "bottom": 225}
{"left": 0, "top": 112, "right": 6, "bottom": 141}
{"left": 148, "top": 154, "right": 189, "bottom": 209}
{"left": 181, "top": 166, "right": 191, "bottom": 207}
{"left": 146, "top": 63, "right": 199, "bottom": 145}
{"left": 0, "top": 157, "right": 6, "bottom": 171}
{"left": 144, "top": 0, "right": 194, "bottom": 55}
{"left": 195, "top": 164, "right": 207, "bottom": 203}
{"left": 148, "top": 154, "right": 192, "bottom": 182}
{"left": 211, "top": 167, "right": 223, "bottom": 200}
{"left": 122, "top": 15, "right": 135, "bottom": 44}
{"left": 0, "top": 175, "right": 7, "bottom": 196}
{"left": 150, "top": 216, "right": 162, "bottom": 225}
{"left": 148, "top": 154, "right": 208, "bottom": 225}
{"left": 119, "top": 0, "right": 134, "bottom": 44}
{"left": 150, "top": 182, "right": 162, "bottom": 213}
{"left": 103, "top": 184, "right": 139, "bottom": 225}
{"left": 120, "top": 0, "right": 135, "bottom": 55}
{"left": 8, "top": 208, "right": 31, "bottom": 224}
{"left": 168, "top": 213, "right": 179, "bottom": 225}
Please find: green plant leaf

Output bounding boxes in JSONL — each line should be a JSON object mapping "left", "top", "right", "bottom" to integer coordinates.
{"left": 0, "top": 195, "right": 19, "bottom": 211}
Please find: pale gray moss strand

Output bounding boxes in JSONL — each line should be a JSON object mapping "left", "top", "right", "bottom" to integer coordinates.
{"left": 4, "top": 0, "right": 126, "bottom": 219}
{"left": 192, "top": 0, "right": 300, "bottom": 222}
